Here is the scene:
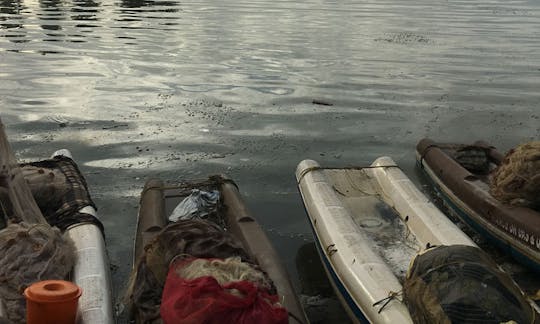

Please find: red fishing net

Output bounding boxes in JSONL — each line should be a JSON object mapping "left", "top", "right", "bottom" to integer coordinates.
{"left": 160, "top": 258, "right": 288, "bottom": 324}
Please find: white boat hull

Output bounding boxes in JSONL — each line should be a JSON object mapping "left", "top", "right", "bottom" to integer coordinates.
{"left": 296, "top": 157, "right": 475, "bottom": 323}
{"left": 54, "top": 150, "right": 114, "bottom": 324}
{"left": 67, "top": 214, "right": 114, "bottom": 324}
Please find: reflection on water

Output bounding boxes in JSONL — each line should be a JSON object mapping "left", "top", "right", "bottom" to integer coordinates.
{"left": 1, "top": 0, "right": 180, "bottom": 45}
{"left": 1, "top": 0, "right": 26, "bottom": 41}
{"left": 71, "top": 0, "right": 100, "bottom": 28}
{"left": 1, "top": 0, "right": 540, "bottom": 322}
{"left": 39, "top": 0, "right": 64, "bottom": 33}
{"left": 119, "top": 0, "right": 179, "bottom": 9}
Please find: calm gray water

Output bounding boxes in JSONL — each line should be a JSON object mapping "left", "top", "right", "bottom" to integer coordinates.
{"left": 1, "top": 0, "right": 540, "bottom": 322}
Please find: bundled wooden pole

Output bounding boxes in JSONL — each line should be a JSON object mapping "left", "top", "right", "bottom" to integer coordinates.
{"left": 0, "top": 118, "right": 47, "bottom": 225}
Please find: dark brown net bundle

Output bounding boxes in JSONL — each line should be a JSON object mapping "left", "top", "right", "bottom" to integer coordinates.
{"left": 490, "top": 141, "right": 540, "bottom": 209}
{"left": 126, "top": 219, "right": 258, "bottom": 323}
{"left": 452, "top": 145, "right": 491, "bottom": 174}
{"left": 0, "top": 222, "right": 75, "bottom": 323}
{"left": 403, "top": 245, "right": 535, "bottom": 324}
{"left": 1, "top": 158, "right": 103, "bottom": 232}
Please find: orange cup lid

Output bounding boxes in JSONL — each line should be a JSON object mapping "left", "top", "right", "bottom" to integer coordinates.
{"left": 24, "top": 280, "right": 82, "bottom": 303}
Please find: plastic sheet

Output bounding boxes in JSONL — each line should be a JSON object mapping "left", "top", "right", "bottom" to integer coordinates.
{"left": 169, "top": 189, "right": 220, "bottom": 222}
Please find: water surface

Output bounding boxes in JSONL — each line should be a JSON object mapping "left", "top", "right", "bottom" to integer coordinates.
{"left": 1, "top": 0, "right": 539, "bottom": 322}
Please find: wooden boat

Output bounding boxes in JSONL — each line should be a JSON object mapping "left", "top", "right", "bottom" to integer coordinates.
{"left": 132, "top": 175, "right": 308, "bottom": 323}
{"left": 295, "top": 157, "right": 476, "bottom": 324}
{"left": 416, "top": 138, "right": 540, "bottom": 272}
{"left": 0, "top": 149, "right": 114, "bottom": 323}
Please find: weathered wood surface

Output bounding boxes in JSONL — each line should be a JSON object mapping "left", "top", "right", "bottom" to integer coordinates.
{"left": 0, "top": 118, "right": 47, "bottom": 225}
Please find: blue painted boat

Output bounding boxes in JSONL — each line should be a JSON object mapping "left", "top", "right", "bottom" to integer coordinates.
{"left": 296, "top": 157, "right": 475, "bottom": 323}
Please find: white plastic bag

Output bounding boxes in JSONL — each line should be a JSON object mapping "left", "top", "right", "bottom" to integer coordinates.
{"left": 169, "top": 189, "right": 220, "bottom": 222}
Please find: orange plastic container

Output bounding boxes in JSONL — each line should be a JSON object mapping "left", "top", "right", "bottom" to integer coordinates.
{"left": 24, "top": 280, "right": 82, "bottom": 324}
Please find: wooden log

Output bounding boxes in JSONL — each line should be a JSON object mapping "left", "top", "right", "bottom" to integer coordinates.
{"left": 0, "top": 118, "right": 47, "bottom": 225}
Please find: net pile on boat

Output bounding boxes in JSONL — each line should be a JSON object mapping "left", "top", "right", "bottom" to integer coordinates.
{"left": 127, "top": 219, "right": 287, "bottom": 324}
{"left": 17, "top": 157, "right": 103, "bottom": 231}
{"left": 0, "top": 223, "right": 75, "bottom": 323}
{"left": 161, "top": 257, "right": 287, "bottom": 323}
{"left": 490, "top": 141, "right": 540, "bottom": 209}
{"left": 0, "top": 159, "right": 103, "bottom": 323}
{"left": 452, "top": 145, "right": 491, "bottom": 174}
{"left": 403, "top": 245, "right": 535, "bottom": 324}
{"left": 0, "top": 120, "right": 87, "bottom": 323}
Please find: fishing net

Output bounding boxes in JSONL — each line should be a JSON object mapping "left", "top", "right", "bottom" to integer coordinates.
{"left": 0, "top": 120, "right": 89, "bottom": 323}
{"left": 144, "top": 219, "right": 253, "bottom": 284}
{"left": 127, "top": 219, "right": 262, "bottom": 323}
{"left": 0, "top": 222, "right": 76, "bottom": 323}
{"left": 451, "top": 145, "right": 491, "bottom": 174}
{"left": 160, "top": 257, "right": 287, "bottom": 324}
{"left": 175, "top": 257, "right": 272, "bottom": 289}
{"left": 490, "top": 141, "right": 540, "bottom": 209}
{"left": 0, "top": 120, "right": 45, "bottom": 226}
{"left": 0, "top": 156, "right": 104, "bottom": 232}
{"left": 403, "top": 245, "right": 535, "bottom": 324}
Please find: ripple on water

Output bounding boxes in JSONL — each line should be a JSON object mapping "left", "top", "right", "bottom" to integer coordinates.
{"left": 1, "top": 0, "right": 540, "bottom": 322}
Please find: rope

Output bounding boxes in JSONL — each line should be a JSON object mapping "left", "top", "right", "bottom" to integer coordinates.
{"left": 140, "top": 176, "right": 238, "bottom": 198}
{"left": 372, "top": 290, "right": 403, "bottom": 314}
{"left": 297, "top": 164, "right": 401, "bottom": 184}
{"left": 326, "top": 244, "right": 338, "bottom": 256}
{"left": 490, "top": 141, "right": 540, "bottom": 208}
